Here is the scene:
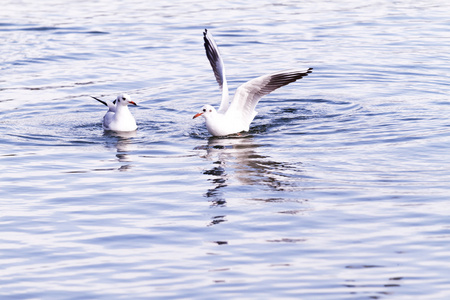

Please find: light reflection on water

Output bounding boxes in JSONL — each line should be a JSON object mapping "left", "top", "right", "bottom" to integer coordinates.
{"left": 1, "top": 0, "right": 450, "bottom": 299}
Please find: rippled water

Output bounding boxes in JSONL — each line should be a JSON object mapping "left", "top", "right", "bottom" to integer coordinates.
{"left": 1, "top": 0, "right": 450, "bottom": 299}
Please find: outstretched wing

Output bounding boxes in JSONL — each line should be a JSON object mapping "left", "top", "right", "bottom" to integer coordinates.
{"left": 226, "top": 68, "right": 313, "bottom": 126}
{"left": 203, "top": 29, "right": 230, "bottom": 113}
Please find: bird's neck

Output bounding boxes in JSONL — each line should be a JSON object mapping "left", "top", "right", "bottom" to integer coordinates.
{"left": 115, "top": 104, "right": 130, "bottom": 114}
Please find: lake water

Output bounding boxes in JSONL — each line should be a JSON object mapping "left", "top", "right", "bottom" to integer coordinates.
{"left": 1, "top": 0, "right": 450, "bottom": 299}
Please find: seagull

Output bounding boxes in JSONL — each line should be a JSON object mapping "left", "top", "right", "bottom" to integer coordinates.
{"left": 91, "top": 93, "right": 137, "bottom": 132}
{"left": 193, "top": 29, "right": 313, "bottom": 137}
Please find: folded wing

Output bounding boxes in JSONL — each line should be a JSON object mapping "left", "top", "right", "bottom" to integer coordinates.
{"left": 92, "top": 96, "right": 116, "bottom": 112}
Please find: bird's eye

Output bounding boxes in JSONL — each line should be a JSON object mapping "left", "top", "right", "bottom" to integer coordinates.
{"left": 203, "top": 108, "right": 206, "bottom": 112}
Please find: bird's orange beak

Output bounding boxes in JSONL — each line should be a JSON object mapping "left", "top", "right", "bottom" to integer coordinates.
{"left": 129, "top": 101, "right": 137, "bottom": 106}
{"left": 193, "top": 112, "right": 203, "bottom": 119}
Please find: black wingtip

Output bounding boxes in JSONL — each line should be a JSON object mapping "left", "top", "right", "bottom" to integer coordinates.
{"left": 91, "top": 96, "right": 108, "bottom": 106}
{"left": 301, "top": 68, "right": 313, "bottom": 78}
{"left": 299, "top": 68, "right": 313, "bottom": 77}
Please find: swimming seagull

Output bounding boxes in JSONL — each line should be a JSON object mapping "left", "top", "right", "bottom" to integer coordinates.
{"left": 91, "top": 93, "right": 137, "bottom": 132}
{"left": 193, "top": 29, "right": 313, "bottom": 137}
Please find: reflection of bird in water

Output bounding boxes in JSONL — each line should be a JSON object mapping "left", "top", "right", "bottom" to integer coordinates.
{"left": 197, "top": 136, "right": 306, "bottom": 227}
{"left": 198, "top": 136, "right": 300, "bottom": 200}
{"left": 103, "top": 130, "right": 136, "bottom": 169}
{"left": 203, "top": 163, "right": 227, "bottom": 207}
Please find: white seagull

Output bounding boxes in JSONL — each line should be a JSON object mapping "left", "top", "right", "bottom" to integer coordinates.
{"left": 193, "top": 29, "right": 313, "bottom": 137}
{"left": 92, "top": 93, "right": 137, "bottom": 132}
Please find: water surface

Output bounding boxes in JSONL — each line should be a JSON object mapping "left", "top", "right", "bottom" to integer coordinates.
{"left": 1, "top": 0, "right": 450, "bottom": 299}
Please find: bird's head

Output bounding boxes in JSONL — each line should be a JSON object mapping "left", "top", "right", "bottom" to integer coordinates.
{"left": 193, "top": 105, "right": 216, "bottom": 119}
{"left": 116, "top": 93, "right": 137, "bottom": 106}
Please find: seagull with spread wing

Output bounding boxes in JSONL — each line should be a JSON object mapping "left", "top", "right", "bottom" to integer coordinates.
{"left": 193, "top": 29, "right": 313, "bottom": 137}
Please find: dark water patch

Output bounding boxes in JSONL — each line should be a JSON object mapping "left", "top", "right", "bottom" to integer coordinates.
{"left": 0, "top": 22, "right": 17, "bottom": 27}
{"left": 4, "top": 25, "right": 110, "bottom": 35}
{"left": 267, "top": 238, "right": 306, "bottom": 243}
{"left": 21, "top": 26, "right": 60, "bottom": 31}
{"left": 86, "top": 30, "right": 110, "bottom": 34}
{"left": 345, "top": 265, "right": 385, "bottom": 269}
{"left": 7, "top": 133, "right": 59, "bottom": 142}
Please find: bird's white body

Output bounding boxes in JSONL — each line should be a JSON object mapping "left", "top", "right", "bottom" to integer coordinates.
{"left": 197, "top": 104, "right": 256, "bottom": 137}
{"left": 94, "top": 94, "right": 137, "bottom": 132}
{"left": 193, "top": 29, "right": 312, "bottom": 137}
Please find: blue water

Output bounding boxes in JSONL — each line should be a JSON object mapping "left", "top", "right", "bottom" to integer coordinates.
{"left": 1, "top": 0, "right": 450, "bottom": 299}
